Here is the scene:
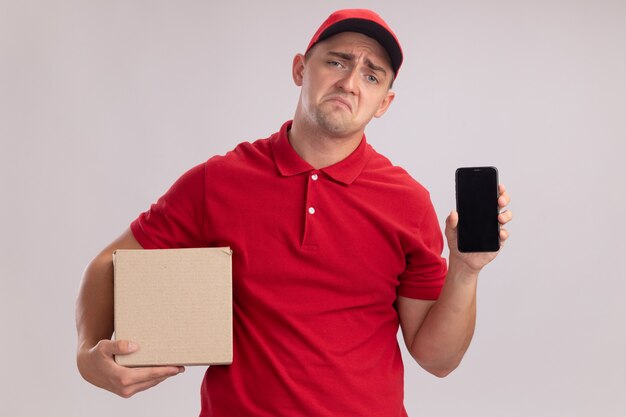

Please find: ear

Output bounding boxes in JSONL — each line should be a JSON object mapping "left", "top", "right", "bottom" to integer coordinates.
{"left": 374, "top": 90, "right": 396, "bottom": 118}
{"left": 292, "top": 53, "right": 305, "bottom": 86}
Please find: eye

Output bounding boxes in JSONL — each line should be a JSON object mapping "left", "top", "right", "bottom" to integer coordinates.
{"left": 328, "top": 60, "right": 344, "bottom": 68}
{"left": 366, "top": 74, "right": 379, "bottom": 84}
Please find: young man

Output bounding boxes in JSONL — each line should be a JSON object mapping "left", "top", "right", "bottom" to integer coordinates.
{"left": 76, "top": 9, "right": 512, "bottom": 416}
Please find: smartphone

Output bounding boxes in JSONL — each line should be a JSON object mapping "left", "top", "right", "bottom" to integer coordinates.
{"left": 455, "top": 166, "right": 500, "bottom": 252}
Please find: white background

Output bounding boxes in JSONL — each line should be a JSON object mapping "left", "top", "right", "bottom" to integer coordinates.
{"left": 1, "top": 0, "right": 625, "bottom": 416}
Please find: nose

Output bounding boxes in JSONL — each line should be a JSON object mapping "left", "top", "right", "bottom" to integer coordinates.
{"left": 335, "top": 67, "right": 359, "bottom": 95}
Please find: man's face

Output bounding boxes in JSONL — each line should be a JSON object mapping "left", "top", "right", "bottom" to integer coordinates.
{"left": 293, "top": 31, "right": 395, "bottom": 138}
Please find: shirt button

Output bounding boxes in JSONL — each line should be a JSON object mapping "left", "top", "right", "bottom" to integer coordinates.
{"left": 308, "top": 207, "right": 315, "bottom": 215}
{"left": 311, "top": 174, "right": 318, "bottom": 181}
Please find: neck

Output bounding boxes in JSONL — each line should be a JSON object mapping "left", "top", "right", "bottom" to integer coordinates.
{"left": 288, "top": 115, "right": 364, "bottom": 170}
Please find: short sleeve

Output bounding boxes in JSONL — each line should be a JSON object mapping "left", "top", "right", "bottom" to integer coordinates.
{"left": 130, "top": 163, "right": 206, "bottom": 249}
{"left": 397, "top": 198, "right": 448, "bottom": 300}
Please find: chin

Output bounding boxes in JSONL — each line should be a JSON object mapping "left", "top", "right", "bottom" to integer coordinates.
{"left": 315, "top": 112, "right": 356, "bottom": 136}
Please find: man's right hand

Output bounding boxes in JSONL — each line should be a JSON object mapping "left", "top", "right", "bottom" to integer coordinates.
{"left": 77, "top": 339, "right": 184, "bottom": 398}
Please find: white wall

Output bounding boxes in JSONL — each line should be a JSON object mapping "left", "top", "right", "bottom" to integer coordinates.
{"left": 1, "top": 0, "right": 624, "bottom": 415}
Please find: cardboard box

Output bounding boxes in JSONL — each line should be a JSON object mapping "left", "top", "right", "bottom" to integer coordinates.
{"left": 113, "top": 247, "right": 232, "bottom": 367}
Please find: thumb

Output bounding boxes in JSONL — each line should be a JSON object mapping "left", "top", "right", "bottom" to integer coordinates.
{"left": 103, "top": 340, "right": 139, "bottom": 356}
{"left": 445, "top": 210, "right": 458, "bottom": 233}
{"left": 445, "top": 210, "right": 459, "bottom": 246}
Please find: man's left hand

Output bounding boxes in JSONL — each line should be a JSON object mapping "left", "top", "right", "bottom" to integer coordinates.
{"left": 445, "top": 184, "right": 512, "bottom": 274}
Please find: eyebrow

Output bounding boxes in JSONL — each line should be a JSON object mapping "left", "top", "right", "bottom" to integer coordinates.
{"left": 327, "top": 51, "right": 388, "bottom": 77}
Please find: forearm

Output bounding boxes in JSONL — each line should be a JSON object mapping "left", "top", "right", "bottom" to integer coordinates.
{"left": 409, "top": 258, "right": 479, "bottom": 377}
{"left": 76, "top": 229, "right": 141, "bottom": 353}
{"left": 76, "top": 254, "right": 115, "bottom": 352}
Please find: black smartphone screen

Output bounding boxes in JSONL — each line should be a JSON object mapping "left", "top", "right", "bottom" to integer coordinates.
{"left": 455, "top": 167, "right": 500, "bottom": 252}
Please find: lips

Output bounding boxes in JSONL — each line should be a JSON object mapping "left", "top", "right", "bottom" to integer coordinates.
{"left": 324, "top": 96, "right": 352, "bottom": 112}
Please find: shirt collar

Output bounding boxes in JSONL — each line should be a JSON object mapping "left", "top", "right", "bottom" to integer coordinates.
{"left": 271, "top": 120, "right": 371, "bottom": 185}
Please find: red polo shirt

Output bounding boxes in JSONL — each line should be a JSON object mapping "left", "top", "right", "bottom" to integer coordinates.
{"left": 131, "top": 121, "right": 447, "bottom": 417}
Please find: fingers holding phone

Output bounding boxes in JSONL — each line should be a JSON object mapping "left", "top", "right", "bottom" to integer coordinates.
{"left": 496, "top": 184, "right": 512, "bottom": 247}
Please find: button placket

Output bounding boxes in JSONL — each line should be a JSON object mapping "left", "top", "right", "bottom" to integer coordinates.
{"left": 302, "top": 171, "right": 320, "bottom": 250}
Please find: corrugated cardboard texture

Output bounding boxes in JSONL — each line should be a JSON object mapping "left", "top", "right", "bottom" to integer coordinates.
{"left": 113, "top": 247, "right": 232, "bottom": 367}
